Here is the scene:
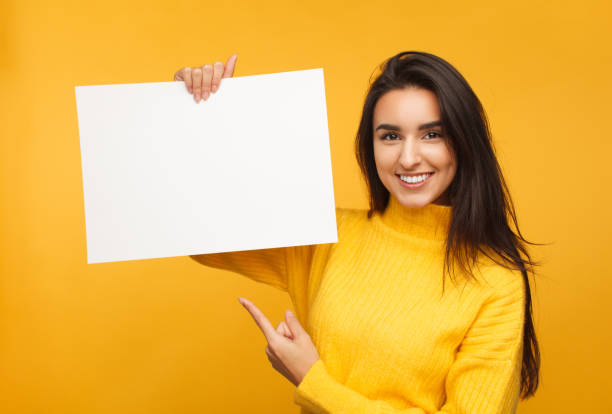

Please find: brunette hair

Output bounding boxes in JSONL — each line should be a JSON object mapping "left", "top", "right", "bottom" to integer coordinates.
{"left": 355, "top": 51, "right": 541, "bottom": 399}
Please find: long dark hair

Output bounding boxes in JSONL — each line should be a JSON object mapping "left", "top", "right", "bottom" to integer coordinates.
{"left": 355, "top": 51, "right": 541, "bottom": 399}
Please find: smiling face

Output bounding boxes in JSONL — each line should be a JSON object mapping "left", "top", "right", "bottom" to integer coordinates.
{"left": 373, "top": 87, "right": 457, "bottom": 208}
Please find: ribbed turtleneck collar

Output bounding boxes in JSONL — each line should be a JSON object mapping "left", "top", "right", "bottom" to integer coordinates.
{"left": 378, "top": 195, "right": 452, "bottom": 241}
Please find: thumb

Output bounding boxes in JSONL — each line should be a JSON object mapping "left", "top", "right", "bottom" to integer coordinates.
{"left": 285, "top": 310, "right": 306, "bottom": 338}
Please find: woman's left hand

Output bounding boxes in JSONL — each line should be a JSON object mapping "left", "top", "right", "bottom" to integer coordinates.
{"left": 238, "top": 297, "right": 320, "bottom": 386}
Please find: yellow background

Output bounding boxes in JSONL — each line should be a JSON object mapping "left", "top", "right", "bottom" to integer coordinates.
{"left": 1, "top": 0, "right": 610, "bottom": 412}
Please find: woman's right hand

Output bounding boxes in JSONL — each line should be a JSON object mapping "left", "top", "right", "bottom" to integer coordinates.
{"left": 173, "top": 54, "right": 238, "bottom": 103}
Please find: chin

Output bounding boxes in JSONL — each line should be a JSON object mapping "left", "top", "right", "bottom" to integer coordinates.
{"left": 393, "top": 193, "right": 434, "bottom": 209}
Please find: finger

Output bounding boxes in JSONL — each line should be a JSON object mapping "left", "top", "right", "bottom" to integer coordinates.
{"left": 192, "top": 67, "right": 203, "bottom": 102}
{"left": 211, "top": 61, "right": 224, "bottom": 93}
{"left": 173, "top": 68, "right": 184, "bottom": 81}
{"left": 182, "top": 67, "right": 193, "bottom": 94}
{"left": 279, "top": 321, "right": 294, "bottom": 339}
{"left": 202, "top": 64, "right": 213, "bottom": 100}
{"left": 285, "top": 310, "right": 304, "bottom": 339}
{"left": 276, "top": 321, "right": 293, "bottom": 339}
{"left": 223, "top": 54, "right": 238, "bottom": 78}
{"left": 239, "top": 297, "right": 278, "bottom": 343}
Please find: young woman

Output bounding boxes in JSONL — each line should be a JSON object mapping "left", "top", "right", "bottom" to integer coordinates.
{"left": 177, "top": 51, "right": 541, "bottom": 413}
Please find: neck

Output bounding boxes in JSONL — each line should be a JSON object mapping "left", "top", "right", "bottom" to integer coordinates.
{"left": 379, "top": 195, "right": 452, "bottom": 241}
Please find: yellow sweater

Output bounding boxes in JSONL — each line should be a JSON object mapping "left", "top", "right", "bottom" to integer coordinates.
{"left": 190, "top": 195, "right": 525, "bottom": 414}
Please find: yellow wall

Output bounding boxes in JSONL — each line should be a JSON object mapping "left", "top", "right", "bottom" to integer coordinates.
{"left": 1, "top": 0, "right": 610, "bottom": 412}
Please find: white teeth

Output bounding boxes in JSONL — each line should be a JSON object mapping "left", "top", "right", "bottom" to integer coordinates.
{"left": 400, "top": 173, "right": 431, "bottom": 183}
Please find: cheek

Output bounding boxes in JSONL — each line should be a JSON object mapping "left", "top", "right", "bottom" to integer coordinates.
{"left": 429, "top": 145, "right": 456, "bottom": 175}
{"left": 373, "top": 144, "right": 391, "bottom": 172}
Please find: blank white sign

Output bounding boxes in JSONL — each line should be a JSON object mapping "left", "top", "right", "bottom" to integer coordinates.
{"left": 75, "top": 68, "right": 337, "bottom": 264}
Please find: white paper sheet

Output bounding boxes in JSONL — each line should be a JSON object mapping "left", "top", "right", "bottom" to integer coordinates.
{"left": 75, "top": 68, "right": 337, "bottom": 264}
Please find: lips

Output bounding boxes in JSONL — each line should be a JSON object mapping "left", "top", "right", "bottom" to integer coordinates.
{"left": 396, "top": 172, "right": 434, "bottom": 176}
{"left": 397, "top": 172, "right": 434, "bottom": 183}
{"left": 396, "top": 172, "right": 434, "bottom": 187}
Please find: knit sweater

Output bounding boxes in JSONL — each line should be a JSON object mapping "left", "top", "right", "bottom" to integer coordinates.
{"left": 190, "top": 195, "right": 525, "bottom": 414}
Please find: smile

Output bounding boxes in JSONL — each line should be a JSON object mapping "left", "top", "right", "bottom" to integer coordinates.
{"left": 397, "top": 172, "right": 434, "bottom": 188}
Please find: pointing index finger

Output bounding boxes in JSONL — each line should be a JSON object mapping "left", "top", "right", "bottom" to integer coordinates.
{"left": 239, "top": 297, "right": 278, "bottom": 343}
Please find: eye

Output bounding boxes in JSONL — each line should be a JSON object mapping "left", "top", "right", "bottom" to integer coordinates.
{"left": 381, "top": 132, "right": 400, "bottom": 141}
{"left": 424, "top": 131, "right": 443, "bottom": 140}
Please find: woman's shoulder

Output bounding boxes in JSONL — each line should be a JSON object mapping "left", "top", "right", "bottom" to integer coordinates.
{"left": 471, "top": 252, "right": 526, "bottom": 299}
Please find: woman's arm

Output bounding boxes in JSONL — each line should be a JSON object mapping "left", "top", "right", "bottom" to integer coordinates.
{"left": 293, "top": 270, "right": 526, "bottom": 414}
{"left": 190, "top": 248, "right": 293, "bottom": 292}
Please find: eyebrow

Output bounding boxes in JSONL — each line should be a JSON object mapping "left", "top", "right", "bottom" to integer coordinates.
{"left": 375, "top": 120, "right": 443, "bottom": 132}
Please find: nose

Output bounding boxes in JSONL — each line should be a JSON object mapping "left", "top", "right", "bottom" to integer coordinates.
{"left": 398, "top": 138, "right": 422, "bottom": 169}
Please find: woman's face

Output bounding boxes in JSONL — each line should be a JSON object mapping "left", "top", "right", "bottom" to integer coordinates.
{"left": 373, "top": 87, "right": 457, "bottom": 208}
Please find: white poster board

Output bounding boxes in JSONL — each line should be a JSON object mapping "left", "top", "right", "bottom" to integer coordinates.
{"left": 75, "top": 68, "right": 337, "bottom": 264}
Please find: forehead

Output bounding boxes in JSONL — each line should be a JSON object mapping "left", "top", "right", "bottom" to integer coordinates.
{"left": 373, "top": 87, "right": 441, "bottom": 127}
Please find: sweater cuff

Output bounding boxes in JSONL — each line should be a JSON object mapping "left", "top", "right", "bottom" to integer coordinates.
{"left": 294, "top": 359, "right": 428, "bottom": 414}
{"left": 294, "top": 359, "right": 330, "bottom": 412}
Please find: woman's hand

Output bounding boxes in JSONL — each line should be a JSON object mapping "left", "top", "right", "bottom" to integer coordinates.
{"left": 238, "top": 296, "right": 320, "bottom": 387}
{"left": 173, "top": 54, "right": 238, "bottom": 103}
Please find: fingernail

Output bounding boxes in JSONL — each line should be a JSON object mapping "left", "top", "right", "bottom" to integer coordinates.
{"left": 195, "top": 93, "right": 200, "bottom": 102}
{"left": 287, "top": 310, "right": 294, "bottom": 317}
{"left": 212, "top": 85, "right": 217, "bottom": 93}
{"left": 204, "top": 92, "right": 210, "bottom": 100}
{"left": 238, "top": 297, "right": 244, "bottom": 305}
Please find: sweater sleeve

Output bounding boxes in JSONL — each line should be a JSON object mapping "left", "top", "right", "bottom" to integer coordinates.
{"left": 188, "top": 208, "right": 347, "bottom": 293}
{"left": 189, "top": 247, "right": 292, "bottom": 292}
{"left": 294, "top": 270, "right": 526, "bottom": 414}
